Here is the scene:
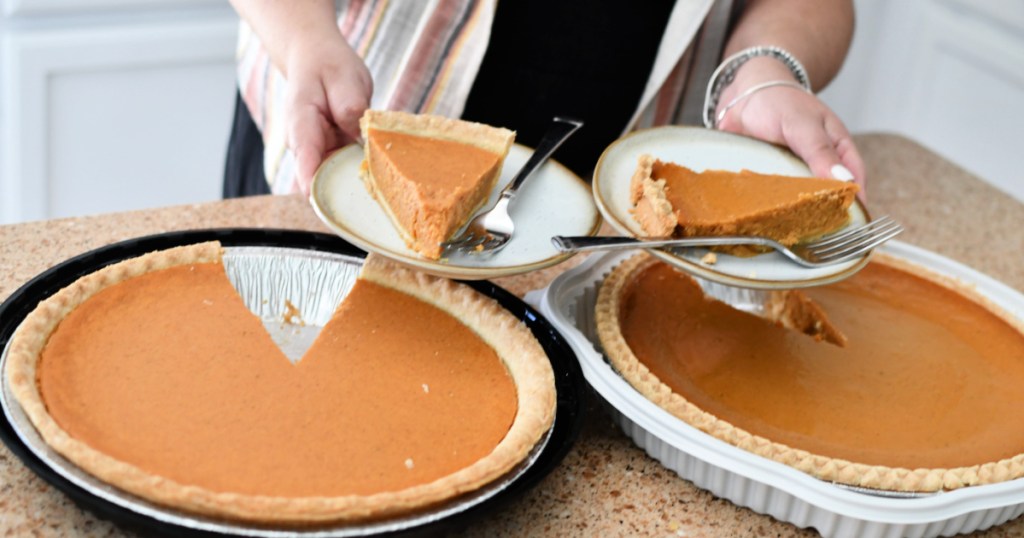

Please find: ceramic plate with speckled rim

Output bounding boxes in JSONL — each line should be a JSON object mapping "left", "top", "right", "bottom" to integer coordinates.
{"left": 592, "top": 126, "right": 871, "bottom": 289}
{"left": 311, "top": 143, "right": 601, "bottom": 280}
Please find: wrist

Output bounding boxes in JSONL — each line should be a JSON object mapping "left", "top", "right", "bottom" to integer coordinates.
{"left": 703, "top": 46, "right": 811, "bottom": 128}
{"left": 716, "top": 57, "right": 798, "bottom": 111}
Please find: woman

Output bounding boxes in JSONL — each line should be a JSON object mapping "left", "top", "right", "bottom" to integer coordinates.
{"left": 224, "top": 0, "right": 864, "bottom": 199}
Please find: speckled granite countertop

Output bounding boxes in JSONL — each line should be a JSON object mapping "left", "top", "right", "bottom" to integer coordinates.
{"left": 1, "top": 134, "right": 1022, "bottom": 537}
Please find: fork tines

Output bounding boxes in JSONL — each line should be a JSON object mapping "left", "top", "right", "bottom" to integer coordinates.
{"left": 441, "top": 231, "right": 506, "bottom": 255}
{"left": 807, "top": 215, "right": 903, "bottom": 262}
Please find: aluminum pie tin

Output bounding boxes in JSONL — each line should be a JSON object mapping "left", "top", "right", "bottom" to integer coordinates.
{"left": 0, "top": 245, "right": 554, "bottom": 536}
{"left": 539, "top": 241, "right": 1024, "bottom": 538}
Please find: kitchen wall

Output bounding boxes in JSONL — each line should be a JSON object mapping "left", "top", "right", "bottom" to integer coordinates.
{"left": 0, "top": 0, "right": 1020, "bottom": 225}
{"left": 818, "top": 0, "right": 1024, "bottom": 202}
{"left": 0, "top": 0, "right": 238, "bottom": 225}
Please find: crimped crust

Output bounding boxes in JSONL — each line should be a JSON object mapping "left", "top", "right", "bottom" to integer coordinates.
{"left": 595, "top": 253, "right": 1024, "bottom": 492}
{"left": 5, "top": 243, "right": 555, "bottom": 524}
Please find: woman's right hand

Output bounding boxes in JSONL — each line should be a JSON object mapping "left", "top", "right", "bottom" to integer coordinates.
{"left": 284, "top": 34, "right": 373, "bottom": 195}
{"left": 229, "top": 0, "right": 374, "bottom": 195}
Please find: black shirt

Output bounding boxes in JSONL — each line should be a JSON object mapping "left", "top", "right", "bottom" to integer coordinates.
{"left": 461, "top": 0, "right": 676, "bottom": 179}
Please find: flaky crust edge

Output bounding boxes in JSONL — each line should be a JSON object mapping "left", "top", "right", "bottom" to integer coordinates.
{"left": 594, "top": 252, "right": 1024, "bottom": 493}
{"left": 359, "top": 109, "right": 515, "bottom": 156}
{"left": 628, "top": 154, "right": 677, "bottom": 237}
{"left": 5, "top": 243, "right": 555, "bottom": 525}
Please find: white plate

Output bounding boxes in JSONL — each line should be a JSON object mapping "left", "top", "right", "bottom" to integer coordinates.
{"left": 592, "top": 126, "right": 871, "bottom": 289}
{"left": 539, "top": 242, "right": 1024, "bottom": 538}
{"left": 311, "top": 143, "right": 601, "bottom": 280}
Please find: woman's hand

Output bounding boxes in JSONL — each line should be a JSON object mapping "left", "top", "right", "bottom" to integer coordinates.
{"left": 228, "top": 0, "right": 373, "bottom": 195}
{"left": 284, "top": 35, "right": 372, "bottom": 195}
{"left": 715, "top": 57, "right": 866, "bottom": 195}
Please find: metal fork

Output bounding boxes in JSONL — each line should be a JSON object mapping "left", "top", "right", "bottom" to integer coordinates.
{"left": 439, "top": 116, "right": 583, "bottom": 256}
{"left": 551, "top": 216, "right": 903, "bottom": 268}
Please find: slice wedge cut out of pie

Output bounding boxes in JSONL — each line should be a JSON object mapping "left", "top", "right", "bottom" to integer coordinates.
{"left": 597, "top": 253, "right": 1024, "bottom": 492}
{"left": 629, "top": 154, "right": 859, "bottom": 256}
{"left": 5, "top": 242, "right": 555, "bottom": 524}
{"left": 359, "top": 110, "right": 516, "bottom": 259}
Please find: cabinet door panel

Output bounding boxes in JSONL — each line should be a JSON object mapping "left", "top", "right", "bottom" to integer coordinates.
{"left": 901, "top": 2, "right": 1024, "bottom": 202}
{"left": 4, "top": 0, "right": 227, "bottom": 17}
{"left": 1, "top": 18, "right": 239, "bottom": 224}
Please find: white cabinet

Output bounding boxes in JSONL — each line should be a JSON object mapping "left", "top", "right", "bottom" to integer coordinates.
{"left": 820, "top": 0, "right": 1024, "bottom": 202}
{"left": 0, "top": 0, "right": 239, "bottom": 224}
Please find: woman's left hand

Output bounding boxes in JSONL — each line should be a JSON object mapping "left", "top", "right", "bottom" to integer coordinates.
{"left": 715, "top": 57, "right": 866, "bottom": 196}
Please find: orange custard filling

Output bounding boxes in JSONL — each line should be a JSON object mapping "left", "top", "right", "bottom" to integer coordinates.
{"left": 655, "top": 163, "right": 852, "bottom": 232}
{"left": 630, "top": 155, "right": 858, "bottom": 256}
{"left": 367, "top": 129, "right": 501, "bottom": 196}
{"left": 618, "top": 261, "right": 1024, "bottom": 470}
{"left": 37, "top": 262, "right": 517, "bottom": 497}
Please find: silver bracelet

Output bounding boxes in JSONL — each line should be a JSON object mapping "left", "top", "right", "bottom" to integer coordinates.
{"left": 714, "top": 80, "right": 810, "bottom": 127}
{"left": 703, "top": 46, "right": 812, "bottom": 129}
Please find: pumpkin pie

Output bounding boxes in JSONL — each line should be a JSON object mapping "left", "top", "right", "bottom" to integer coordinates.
{"left": 359, "top": 110, "right": 516, "bottom": 259}
{"left": 5, "top": 242, "right": 555, "bottom": 524}
{"left": 597, "top": 253, "right": 1024, "bottom": 492}
{"left": 630, "top": 154, "right": 859, "bottom": 256}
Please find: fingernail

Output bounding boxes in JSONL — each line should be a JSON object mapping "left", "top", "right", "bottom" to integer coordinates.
{"left": 831, "top": 164, "right": 855, "bottom": 181}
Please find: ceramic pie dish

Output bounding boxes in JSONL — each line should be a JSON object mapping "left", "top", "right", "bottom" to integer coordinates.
{"left": 538, "top": 241, "right": 1024, "bottom": 538}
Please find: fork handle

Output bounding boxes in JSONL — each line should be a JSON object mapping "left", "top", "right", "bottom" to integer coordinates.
{"left": 503, "top": 117, "right": 583, "bottom": 197}
{"left": 551, "top": 235, "right": 775, "bottom": 252}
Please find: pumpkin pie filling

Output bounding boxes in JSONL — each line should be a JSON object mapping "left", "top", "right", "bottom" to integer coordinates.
{"left": 630, "top": 155, "right": 858, "bottom": 256}
{"left": 38, "top": 263, "right": 516, "bottom": 498}
{"left": 7, "top": 244, "right": 555, "bottom": 523}
{"left": 599, "top": 254, "right": 1024, "bottom": 490}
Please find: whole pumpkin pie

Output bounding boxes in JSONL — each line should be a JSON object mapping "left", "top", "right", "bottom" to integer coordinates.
{"left": 5, "top": 243, "right": 555, "bottom": 524}
{"left": 630, "top": 154, "right": 859, "bottom": 256}
{"left": 359, "top": 110, "right": 515, "bottom": 259}
{"left": 597, "top": 253, "right": 1024, "bottom": 492}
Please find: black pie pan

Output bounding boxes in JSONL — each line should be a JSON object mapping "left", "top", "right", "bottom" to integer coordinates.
{"left": 0, "top": 228, "right": 586, "bottom": 537}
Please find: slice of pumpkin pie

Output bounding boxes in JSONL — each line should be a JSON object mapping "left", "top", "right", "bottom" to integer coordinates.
{"left": 630, "top": 154, "right": 858, "bottom": 256}
{"left": 359, "top": 110, "right": 515, "bottom": 259}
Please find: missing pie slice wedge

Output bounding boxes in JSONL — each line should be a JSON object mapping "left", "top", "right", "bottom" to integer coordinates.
{"left": 5, "top": 242, "right": 555, "bottom": 524}
{"left": 629, "top": 154, "right": 859, "bottom": 256}
{"left": 359, "top": 110, "right": 515, "bottom": 259}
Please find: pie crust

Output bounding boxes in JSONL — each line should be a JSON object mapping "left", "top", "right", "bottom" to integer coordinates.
{"left": 596, "top": 253, "right": 1024, "bottom": 492}
{"left": 5, "top": 242, "right": 555, "bottom": 524}
{"left": 359, "top": 110, "right": 515, "bottom": 259}
{"left": 765, "top": 289, "right": 847, "bottom": 347}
